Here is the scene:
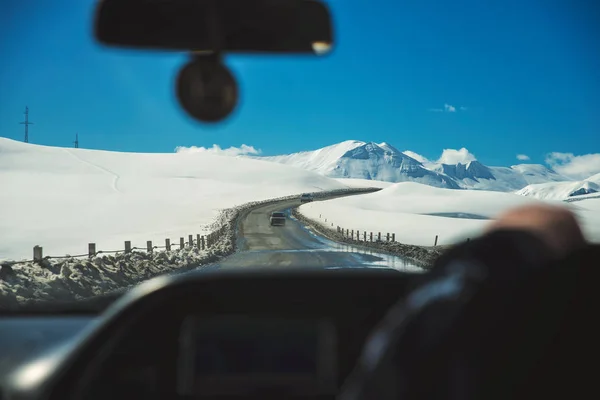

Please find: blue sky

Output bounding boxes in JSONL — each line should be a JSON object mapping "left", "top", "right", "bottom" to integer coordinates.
{"left": 1, "top": 0, "right": 598, "bottom": 168}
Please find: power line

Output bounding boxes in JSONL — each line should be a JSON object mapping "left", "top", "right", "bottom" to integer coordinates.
{"left": 74, "top": 133, "right": 79, "bottom": 148}
{"left": 19, "top": 106, "right": 34, "bottom": 143}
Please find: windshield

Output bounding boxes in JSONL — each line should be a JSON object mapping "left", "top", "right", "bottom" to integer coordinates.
{"left": 1, "top": 0, "right": 598, "bottom": 311}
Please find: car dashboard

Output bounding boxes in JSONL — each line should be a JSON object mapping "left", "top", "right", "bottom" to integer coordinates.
{"left": 0, "top": 268, "right": 416, "bottom": 400}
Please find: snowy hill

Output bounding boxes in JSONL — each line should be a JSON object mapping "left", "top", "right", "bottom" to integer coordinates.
{"left": 588, "top": 173, "right": 600, "bottom": 184}
{"left": 258, "top": 140, "right": 571, "bottom": 192}
{"left": 516, "top": 180, "right": 600, "bottom": 200}
{"left": 300, "top": 181, "right": 600, "bottom": 245}
{"left": 299, "top": 182, "right": 544, "bottom": 246}
{"left": 0, "top": 138, "right": 348, "bottom": 260}
{"left": 261, "top": 140, "right": 460, "bottom": 189}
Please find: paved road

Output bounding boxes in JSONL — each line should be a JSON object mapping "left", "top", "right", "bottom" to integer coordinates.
{"left": 217, "top": 198, "right": 422, "bottom": 272}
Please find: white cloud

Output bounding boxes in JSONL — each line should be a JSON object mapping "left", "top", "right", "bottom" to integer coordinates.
{"left": 402, "top": 150, "right": 430, "bottom": 163}
{"left": 545, "top": 152, "right": 600, "bottom": 180}
{"left": 175, "top": 144, "right": 261, "bottom": 156}
{"left": 516, "top": 154, "right": 530, "bottom": 161}
{"left": 437, "top": 148, "right": 477, "bottom": 165}
{"left": 429, "top": 103, "right": 465, "bottom": 112}
{"left": 444, "top": 103, "right": 456, "bottom": 112}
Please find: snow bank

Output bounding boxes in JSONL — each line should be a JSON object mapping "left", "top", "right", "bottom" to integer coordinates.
{"left": 299, "top": 182, "right": 564, "bottom": 246}
{"left": 0, "top": 138, "right": 348, "bottom": 261}
{"left": 0, "top": 246, "right": 217, "bottom": 308}
{"left": 291, "top": 208, "right": 445, "bottom": 269}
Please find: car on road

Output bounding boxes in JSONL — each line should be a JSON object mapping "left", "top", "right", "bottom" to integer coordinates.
{"left": 269, "top": 211, "right": 286, "bottom": 226}
{"left": 300, "top": 193, "right": 314, "bottom": 203}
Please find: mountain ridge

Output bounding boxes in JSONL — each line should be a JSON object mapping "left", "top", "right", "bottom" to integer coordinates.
{"left": 258, "top": 140, "right": 461, "bottom": 189}
{"left": 255, "top": 140, "right": 578, "bottom": 193}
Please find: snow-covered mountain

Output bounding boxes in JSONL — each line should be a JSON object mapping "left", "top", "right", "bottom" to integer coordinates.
{"left": 516, "top": 180, "right": 600, "bottom": 200}
{"left": 261, "top": 140, "right": 460, "bottom": 189}
{"left": 258, "top": 140, "right": 572, "bottom": 192}
{"left": 588, "top": 173, "right": 600, "bottom": 184}
{"left": 509, "top": 164, "right": 571, "bottom": 184}
{"left": 424, "top": 162, "right": 569, "bottom": 192}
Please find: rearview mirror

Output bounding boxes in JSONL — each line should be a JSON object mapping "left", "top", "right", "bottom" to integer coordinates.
{"left": 94, "top": 0, "right": 333, "bottom": 55}
{"left": 93, "top": 0, "right": 334, "bottom": 124}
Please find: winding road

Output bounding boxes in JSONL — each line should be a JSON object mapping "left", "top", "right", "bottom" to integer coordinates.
{"left": 216, "top": 197, "right": 421, "bottom": 272}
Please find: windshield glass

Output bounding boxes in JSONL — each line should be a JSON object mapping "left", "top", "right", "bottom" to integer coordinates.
{"left": 1, "top": 0, "right": 598, "bottom": 311}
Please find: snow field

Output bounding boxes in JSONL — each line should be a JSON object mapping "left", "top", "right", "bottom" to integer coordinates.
{"left": 300, "top": 181, "right": 600, "bottom": 246}
{"left": 0, "top": 138, "right": 348, "bottom": 261}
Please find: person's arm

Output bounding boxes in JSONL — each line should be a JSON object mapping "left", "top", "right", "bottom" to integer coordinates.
{"left": 339, "top": 204, "right": 589, "bottom": 400}
{"left": 433, "top": 204, "right": 587, "bottom": 272}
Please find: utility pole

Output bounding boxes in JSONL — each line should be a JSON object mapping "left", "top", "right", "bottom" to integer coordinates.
{"left": 74, "top": 133, "right": 79, "bottom": 148}
{"left": 19, "top": 106, "right": 34, "bottom": 143}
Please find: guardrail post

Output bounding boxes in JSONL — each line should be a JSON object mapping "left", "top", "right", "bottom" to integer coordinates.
{"left": 434, "top": 235, "right": 438, "bottom": 247}
{"left": 351, "top": 229, "right": 354, "bottom": 240}
{"left": 196, "top": 234, "right": 201, "bottom": 249}
{"left": 180, "top": 237, "right": 185, "bottom": 249}
{"left": 88, "top": 243, "right": 96, "bottom": 258}
{"left": 165, "top": 238, "right": 171, "bottom": 251}
{"left": 378, "top": 232, "right": 381, "bottom": 241}
{"left": 201, "top": 236, "right": 205, "bottom": 250}
{"left": 370, "top": 232, "right": 373, "bottom": 242}
{"left": 188, "top": 234, "right": 193, "bottom": 247}
{"left": 392, "top": 233, "right": 395, "bottom": 242}
{"left": 363, "top": 232, "right": 366, "bottom": 241}
{"left": 124, "top": 241, "right": 131, "bottom": 253}
{"left": 147, "top": 240, "right": 153, "bottom": 253}
{"left": 33, "top": 245, "right": 43, "bottom": 261}
{"left": 386, "top": 233, "right": 390, "bottom": 242}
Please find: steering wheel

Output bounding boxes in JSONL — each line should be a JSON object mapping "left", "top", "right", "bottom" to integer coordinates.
{"left": 337, "top": 236, "right": 599, "bottom": 400}
{"left": 337, "top": 259, "right": 488, "bottom": 400}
